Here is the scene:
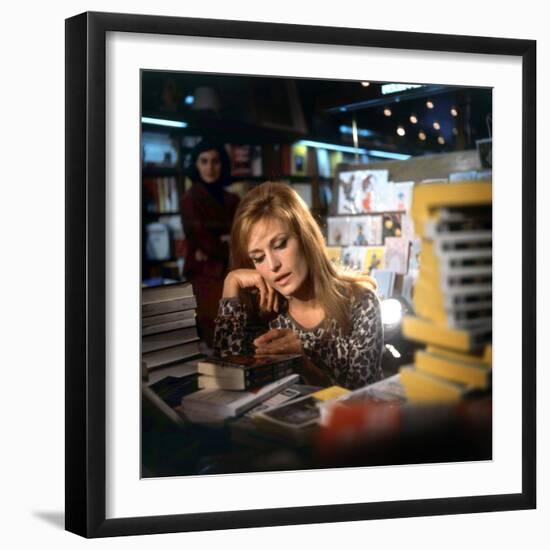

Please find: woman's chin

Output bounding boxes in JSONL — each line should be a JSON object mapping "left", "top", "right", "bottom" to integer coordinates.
{"left": 277, "top": 285, "right": 294, "bottom": 299}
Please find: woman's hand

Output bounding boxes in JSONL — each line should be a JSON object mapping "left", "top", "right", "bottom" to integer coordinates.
{"left": 222, "top": 269, "right": 279, "bottom": 313}
{"left": 253, "top": 328, "right": 302, "bottom": 355}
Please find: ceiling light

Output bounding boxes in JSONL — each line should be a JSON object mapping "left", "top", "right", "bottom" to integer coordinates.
{"left": 419, "top": 131, "right": 427, "bottom": 141}
{"left": 361, "top": 81, "right": 370, "bottom": 87}
{"left": 141, "top": 117, "right": 188, "bottom": 128}
{"left": 426, "top": 100, "right": 434, "bottom": 109}
{"left": 438, "top": 136, "right": 446, "bottom": 145}
{"left": 433, "top": 121, "right": 441, "bottom": 130}
{"left": 297, "top": 140, "right": 411, "bottom": 160}
{"left": 384, "top": 108, "right": 392, "bottom": 117}
{"left": 451, "top": 108, "right": 458, "bottom": 117}
{"left": 297, "top": 140, "right": 367, "bottom": 154}
{"left": 452, "top": 128, "right": 459, "bottom": 136}
{"left": 397, "top": 126, "right": 406, "bottom": 137}
{"left": 367, "top": 150, "right": 411, "bottom": 160}
{"left": 410, "top": 115, "right": 418, "bottom": 124}
{"left": 381, "top": 83, "right": 423, "bottom": 95}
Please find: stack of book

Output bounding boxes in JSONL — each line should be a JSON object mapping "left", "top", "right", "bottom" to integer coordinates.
{"left": 400, "top": 180, "right": 493, "bottom": 403}
{"left": 141, "top": 282, "right": 203, "bottom": 381}
{"left": 177, "top": 354, "right": 305, "bottom": 423}
{"left": 196, "top": 354, "right": 303, "bottom": 390}
{"left": 178, "top": 354, "right": 302, "bottom": 423}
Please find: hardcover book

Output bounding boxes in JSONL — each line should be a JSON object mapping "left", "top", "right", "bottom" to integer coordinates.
{"left": 142, "top": 327, "right": 199, "bottom": 354}
{"left": 399, "top": 366, "right": 476, "bottom": 403}
{"left": 142, "top": 340, "right": 203, "bottom": 371}
{"left": 142, "top": 308, "right": 196, "bottom": 328}
{"left": 402, "top": 315, "right": 491, "bottom": 352}
{"left": 141, "top": 316, "right": 197, "bottom": 336}
{"left": 197, "top": 354, "right": 303, "bottom": 390}
{"left": 414, "top": 349, "right": 491, "bottom": 388}
{"left": 142, "top": 282, "right": 196, "bottom": 316}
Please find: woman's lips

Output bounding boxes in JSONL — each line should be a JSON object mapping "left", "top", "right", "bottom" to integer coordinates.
{"left": 275, "top": 273, "right": 292, "bottom": 286}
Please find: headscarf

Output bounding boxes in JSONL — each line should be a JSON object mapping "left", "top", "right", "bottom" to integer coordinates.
{"left": 187, "top": 140, "right": 232, "bottom": 204}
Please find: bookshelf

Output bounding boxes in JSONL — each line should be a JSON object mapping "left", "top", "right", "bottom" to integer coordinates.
{"left": 141, "top": 120, "right": 339, "bottom": 285}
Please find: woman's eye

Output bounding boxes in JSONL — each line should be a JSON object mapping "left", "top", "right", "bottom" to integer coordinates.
{"left": 274, "top": 239, "right": 287, "bottom": 249}
{"left": 251, "top": 256, "right": 264, "bottom": 264}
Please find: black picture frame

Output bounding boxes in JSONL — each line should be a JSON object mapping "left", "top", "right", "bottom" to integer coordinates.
{"left": 65, "top": 11, "right": 536, "bottom": 538}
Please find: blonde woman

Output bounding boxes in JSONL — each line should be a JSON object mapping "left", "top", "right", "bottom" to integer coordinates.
{"left": 213, "top": 182, "right": 384, "bottom": 390}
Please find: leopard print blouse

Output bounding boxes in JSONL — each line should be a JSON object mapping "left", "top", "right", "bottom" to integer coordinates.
{"left": 213, "top": 288, "right": 384, "bottom": 390}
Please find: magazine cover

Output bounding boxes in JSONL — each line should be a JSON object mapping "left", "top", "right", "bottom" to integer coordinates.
{"left": 337, "top": 169, "right": 390, "bottom": 214}
{"left": 383, "top": 212, "right": 403, "bottom": 240}
{"left": 357, "top": 170, "right": 392, "bottom": 212}
{"left": 350, "top": 215, "right": 383, "bottom": 246}
{"left": 400, "top": 213, "right": 416, "bottom": 242}
{"left": 364, "top": 246, "right": 386, "bottom": 274}
{"left": 325, "top": 246, "right": 343, "bottom": 265}
{"left": 337, "top": 171, "right": 361, "bottom": 214}
{"left": 394, "top": 181, "right": 415, "bottom": 211}
{"left": 327, "top": 216, "right": 351, "bottom": 246}
{"left": 384, "top": 237, "right": 410, "bottom": 275}
{"left": 341, "top": 246, "right": 367, "bottom": 273}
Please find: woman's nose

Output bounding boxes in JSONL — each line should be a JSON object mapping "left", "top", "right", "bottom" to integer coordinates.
{"left": 266, "top": 253, "right": 281, "bottom": 271}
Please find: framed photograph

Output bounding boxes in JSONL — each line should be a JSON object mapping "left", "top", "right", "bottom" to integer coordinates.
{"left": 66, "top": 11, "right": 536, "bottom": 538}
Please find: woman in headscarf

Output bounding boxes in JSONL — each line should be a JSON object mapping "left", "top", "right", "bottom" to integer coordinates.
{"left": 180, "top": 141, "right": 240, "bottom": 347}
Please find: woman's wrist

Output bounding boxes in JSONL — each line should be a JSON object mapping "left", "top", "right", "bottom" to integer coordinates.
{"left": 222, "top": 273, "right": 240, "bottom": 298}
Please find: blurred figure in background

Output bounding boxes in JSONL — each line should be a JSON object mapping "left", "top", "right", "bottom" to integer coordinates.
{"left": 180, "top": 141, "right": 240, "bottom": 347}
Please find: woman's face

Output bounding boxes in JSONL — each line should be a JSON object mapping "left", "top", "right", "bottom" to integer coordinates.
{"left": 247, "top": 218, "right": 308, "bottom": 298}
{"left": 196, "top": 149, "right": 222, "bottom": 184}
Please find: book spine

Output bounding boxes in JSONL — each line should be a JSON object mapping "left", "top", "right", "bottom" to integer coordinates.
{"left": 143, "top": 342, "right": 202, "bottom": 370}
{"left": 142, "top": 309, "right": 195, "bottom": 328}
{"left": 142, "top": 317, "right": 197, "bottom": 336}
{"left": 142, "top": 296, "right": 197, "bottom": 316}
{"left": 142, "top": 334, "right": 199, "bottom": 354}
{"left": 198, "top": 357, "right": 301, "bottom": 387}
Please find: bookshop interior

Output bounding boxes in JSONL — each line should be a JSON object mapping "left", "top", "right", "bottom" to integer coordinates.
{"left": 141, "top": 71, "right": 493, "bottom": 477}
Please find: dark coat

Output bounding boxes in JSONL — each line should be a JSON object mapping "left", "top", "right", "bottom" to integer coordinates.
{"left": 180, "top": 182, "right": 240, "bottom": 345}
{"left": 181, "top": 182, "right": 239, "bottom": 278}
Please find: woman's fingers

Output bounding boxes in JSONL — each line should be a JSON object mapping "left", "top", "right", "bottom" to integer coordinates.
{"left": 254, "top": 330, "right": 300, "bottom": 355}
{"left": 256, "top": 276, "right": 268, "bottom": 311}
{"left": 229, "top": 269, "right": 280, "bottom": 313}
{"left": 264, "top": 284, "right": 273, "bottom": 312}
{"left": 254, "top": 328, "right": 289, "bottom": 346}
{"left": 268, "top": 285, "right": 276, "bottom": 312}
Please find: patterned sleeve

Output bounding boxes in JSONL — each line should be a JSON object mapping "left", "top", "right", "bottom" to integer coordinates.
{"left": 212, "top": 298, "right": 255, "bottom": 357}
{"left": 306, "top": 289, "right": 384, "bottom": 390}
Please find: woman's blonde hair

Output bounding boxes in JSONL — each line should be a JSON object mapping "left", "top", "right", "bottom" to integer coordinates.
{"left": 230, "top": 181, "right": 376, "bottom": 334}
